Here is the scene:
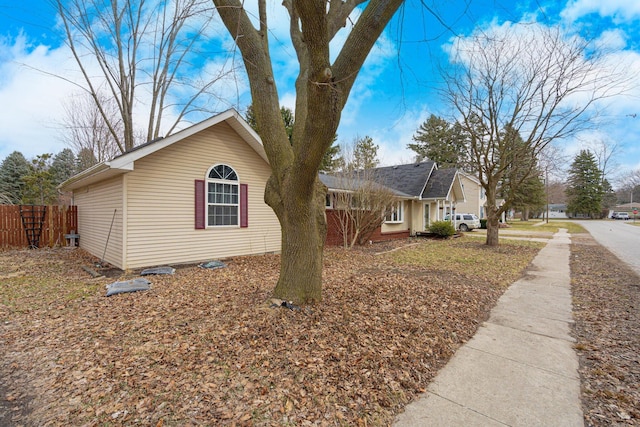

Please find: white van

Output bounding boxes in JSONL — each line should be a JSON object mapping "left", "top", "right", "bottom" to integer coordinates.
{"left": 444, "top": 213, "right": 481, "bottom": 231}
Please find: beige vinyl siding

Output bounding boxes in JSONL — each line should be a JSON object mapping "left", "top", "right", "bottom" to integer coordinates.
{"left": 456, "top": 174, "right": 482, "bottom": 218}
{"left": 408, "top": 200, "right": 423, "bottom": 233}
{"left": 381, "top": 200, "right": 411, "bottom": 234}
{"left": 73, "top": 177, "right": 124, "bottom": 268}
{"left": 123, "top": 122, "right": 280, "bottom": 269}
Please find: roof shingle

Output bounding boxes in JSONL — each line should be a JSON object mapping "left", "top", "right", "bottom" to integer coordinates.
{"left": 421, "top": 168, "right": 457, "bottom": 199}
{"left": 370, "top": 161, "right": 436, "bottom": 197}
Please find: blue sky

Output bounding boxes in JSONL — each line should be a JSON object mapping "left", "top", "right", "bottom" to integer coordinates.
{"left": 1, "top": 0, "right": 640, "bottom": 187}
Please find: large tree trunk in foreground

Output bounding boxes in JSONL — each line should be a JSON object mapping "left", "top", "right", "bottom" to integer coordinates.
{"left": 269, "top": 177, "right": 327, "bottom": 303}
{"left": 214, "top": 0, "right": 404, "bottom": 304}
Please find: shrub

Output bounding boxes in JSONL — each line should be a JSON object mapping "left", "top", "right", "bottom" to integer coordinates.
{"left": 480, "top": 218, "right": 487, "bottom": 229}
{"left": 428, "top": 220, "right": 456, "bottom": 238}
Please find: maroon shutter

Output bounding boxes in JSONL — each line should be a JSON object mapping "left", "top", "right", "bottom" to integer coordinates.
{"left": 195, "top": 179, "right": 205, "bottom": 229}
{"left": 240, "top": 184, "right": 248, "bottom": 228}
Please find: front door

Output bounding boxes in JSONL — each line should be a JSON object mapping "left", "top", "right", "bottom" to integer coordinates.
{"left": 423, "top": 203, "right": 430, "bottom": 230}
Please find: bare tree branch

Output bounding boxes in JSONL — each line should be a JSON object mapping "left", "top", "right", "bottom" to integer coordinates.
{"left": 212, "top": 0, "right": 404, "bottom": 303}
{"left": 443, "top": 23, "right": 629, "bottom": 245}
{"left": 54, "top": 0, "right": 231, "bottom": 154}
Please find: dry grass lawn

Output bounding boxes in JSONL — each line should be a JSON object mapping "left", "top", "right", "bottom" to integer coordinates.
{"left": 2, "top": 237, "right": 543, "bottom": 426}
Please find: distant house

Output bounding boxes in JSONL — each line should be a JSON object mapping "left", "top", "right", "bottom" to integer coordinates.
{"left": 321, "top": 161, "right": 468, "bottom": 245}
{"left": 614, "top": 202, "right": 640, "bottom": 212}
{"left": 539, "top": 204, "right": 568, "bottom": 219}
{"left": 455, "top": 172, "right": 484, "bottom": 219}
{"left": 59, "top": 109, "right": 281, "bottom": 270}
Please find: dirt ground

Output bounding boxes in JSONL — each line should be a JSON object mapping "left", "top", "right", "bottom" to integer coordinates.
{"left": 0, "top": 233, "right": 638, "bottom": 426}
{"left": 570, "top": 234, "right": 640, "bottom": 426}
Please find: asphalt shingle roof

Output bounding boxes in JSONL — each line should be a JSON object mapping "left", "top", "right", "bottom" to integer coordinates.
{"left": 321, "top": 161, "right": 462, "bottom": 200}
{"left": 421, "top": 168, "right": 457, "bottom": 199}
{"left": 319, "top": 173, "right": 411, "bottom": 197}
{"left": 370, "top": 161, "right": 436, "bottom": 197}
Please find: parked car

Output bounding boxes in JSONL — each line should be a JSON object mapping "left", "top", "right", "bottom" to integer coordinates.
{"left": 444, "top": 213, "right": 481, "bottom": 231}
{"left": 611, "top": 212, "right": 630, "bottom": 220}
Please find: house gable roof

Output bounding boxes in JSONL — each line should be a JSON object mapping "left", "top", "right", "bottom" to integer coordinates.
{"left": 321, "top": 161, "right": 470, "bottom": 203}
{"left": 60, "top": 109, "right": 266, "bottom": 191}
{"left": 370, "top": 161, "right": 436, "bottom": 197}
{"left": 421, "top": 168, "right": 458, "bottom": 199}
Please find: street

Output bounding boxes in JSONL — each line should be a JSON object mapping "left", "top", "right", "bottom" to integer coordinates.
{"left": 576, "top": 220, "right": 640, "bottom": 276}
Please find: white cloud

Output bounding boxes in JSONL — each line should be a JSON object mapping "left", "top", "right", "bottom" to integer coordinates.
{"left": 593, "top": 29, "right": 628, "bottom": 50}
{"left": 337, "top": 104, "right": 431, "bottom": 167}
{"left": 279, "top": 92, "right": 296, "bottom": 112}
{"left": 373, "top": 107, "right": 426, "bottom": 166}
{"left": 0, "top": 17, "right": 251, "bottom": 163}
{"left": 0, "top": 34, "right": 76, "bottom": 161}
{"left": 337, "top": 31, "right": 398, "bottom": 128}
{"left": 561, "top": 0, "right": 640, "bottom": 23}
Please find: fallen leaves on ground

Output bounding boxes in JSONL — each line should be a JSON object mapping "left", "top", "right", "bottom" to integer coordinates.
{"left": 0, "top": 237, "right": 541, "bottom": 426}
{"left": 571, "top": 234, "right": 640, "bottom": 426}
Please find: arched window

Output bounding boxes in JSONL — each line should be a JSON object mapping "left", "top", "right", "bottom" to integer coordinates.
{"left": 207, "top": 164, "right": 239, "bottom": 226}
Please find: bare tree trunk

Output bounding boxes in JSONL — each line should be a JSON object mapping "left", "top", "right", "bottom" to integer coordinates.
{"left": 485, "top": 184, "right": 500, "bottom": 246}
{"left": 269, "top": 177, "right": 327, "bottom": 304}
{"left": 55, "top": 0, "right": 226, "bottom": 155}
{"left": 486, "top": 209, "right": 500, "bottom": 246}
{"left": 214, "top": 0, "right": 403, "bottom": 304}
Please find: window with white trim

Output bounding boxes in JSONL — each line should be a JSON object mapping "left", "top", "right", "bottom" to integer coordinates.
{"left": 325, "top": 193, "right": 334, "bottom": 209}
{"left": 207, "top": 164, "right": 239, "bottom": 226}
{"left": 385, "top": 201, "right": 404, "bottom": 223}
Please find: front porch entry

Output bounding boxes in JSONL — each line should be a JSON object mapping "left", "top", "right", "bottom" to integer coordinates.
{"left": 423, "top": 202, "right": 431, "bottom": 230}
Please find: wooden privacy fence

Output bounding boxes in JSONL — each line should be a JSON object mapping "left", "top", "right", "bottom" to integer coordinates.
{"left": 0, "top": 205, "right": 78, "bottom": 249}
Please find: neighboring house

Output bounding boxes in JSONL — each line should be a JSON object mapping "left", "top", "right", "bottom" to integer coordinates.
{"left": 321, "top": 161, "right": 467, "bottom": 245}
{"left": 614, "top": 202, "right": 640, "bottom": 212}
{"left": 59, "top": 109, "right": 281, "bottom": 270}
{"left": 454, "top": 172, "right": 484, "bottom": 219}
{"left": 608, "top": 203, "right": 640, "bottom": 219}
{"left": 539, "top": 204, "right": 568, "bottom": 219}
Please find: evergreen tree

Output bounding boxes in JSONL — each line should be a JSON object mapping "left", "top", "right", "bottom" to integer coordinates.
{"left": 408, "top": 115, "right": 467, "bottom": 168}
{"left": 0, "top": 151, "right": 31, "bottom": 204}
{"left": 76, "top": 148, "right": 98, "bottom": 172}
{"left": 247, "top": 104, "right": 343, "bottom": 173}
{"left": 280, "top": 106, "right": 294, "bottom": 143}
{"left": 500, "top": 126, "right": 545, "bottom": 219}
{"left": 50, "top": 148, "right": 77, "bottom": 186}
{"left": 348, "top": 135, "right": 379, "bottom": 171}
{"left": 566, "top": 150, "right": 603, "bottom": 218}
{"left": 511, "top": 175, "right": 546, "bottom": 220}
{"left": 22, "top": 154, "right": 57, "bottom": 205}
{"left": 245, "top": 104, "right": 294, "bottom": 142}
{"left": 319, "top": 142, "right": 344, "bottom": 173}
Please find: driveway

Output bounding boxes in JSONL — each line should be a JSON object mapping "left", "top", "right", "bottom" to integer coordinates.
{"left": 575, "top": 220, "right": 640, "bottom": 275}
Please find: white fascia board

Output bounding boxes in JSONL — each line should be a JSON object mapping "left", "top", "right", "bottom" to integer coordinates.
{"left": 60, "top": 109, "right": 268, "bottom": 192}
{"left": 417, "top": 162, "right": 437, "bottom": 199}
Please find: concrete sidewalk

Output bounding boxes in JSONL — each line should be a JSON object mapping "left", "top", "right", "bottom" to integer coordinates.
{"left": 394, "top": 229, "right": 583, "bottom": 426}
